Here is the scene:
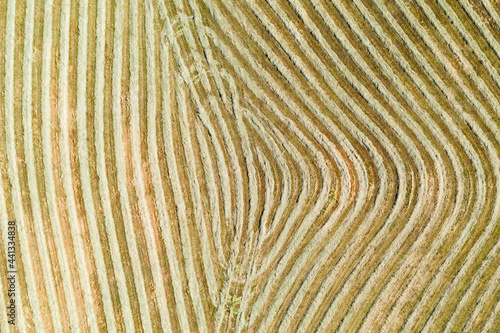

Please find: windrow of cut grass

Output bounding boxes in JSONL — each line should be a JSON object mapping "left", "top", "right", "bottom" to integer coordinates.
{"left": 0, "top": 0, "right": 499, "bottom": 331}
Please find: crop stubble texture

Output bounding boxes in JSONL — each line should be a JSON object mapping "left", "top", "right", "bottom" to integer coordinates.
{"left": 0, "top": 0, "right": 499, "bottom": 332}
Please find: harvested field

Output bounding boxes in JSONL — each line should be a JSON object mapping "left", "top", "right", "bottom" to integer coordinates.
{"left": 0, "top": 0, "right": 499, "bottom": 332}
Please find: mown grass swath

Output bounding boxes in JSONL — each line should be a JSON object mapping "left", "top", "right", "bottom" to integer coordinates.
{"left": 0, "top": 0, "right": 499, "bottom": 331}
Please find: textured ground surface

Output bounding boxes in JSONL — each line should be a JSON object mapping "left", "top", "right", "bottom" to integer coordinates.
{"left": 0, "top": 0, "right": 499, "bottom": 332}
